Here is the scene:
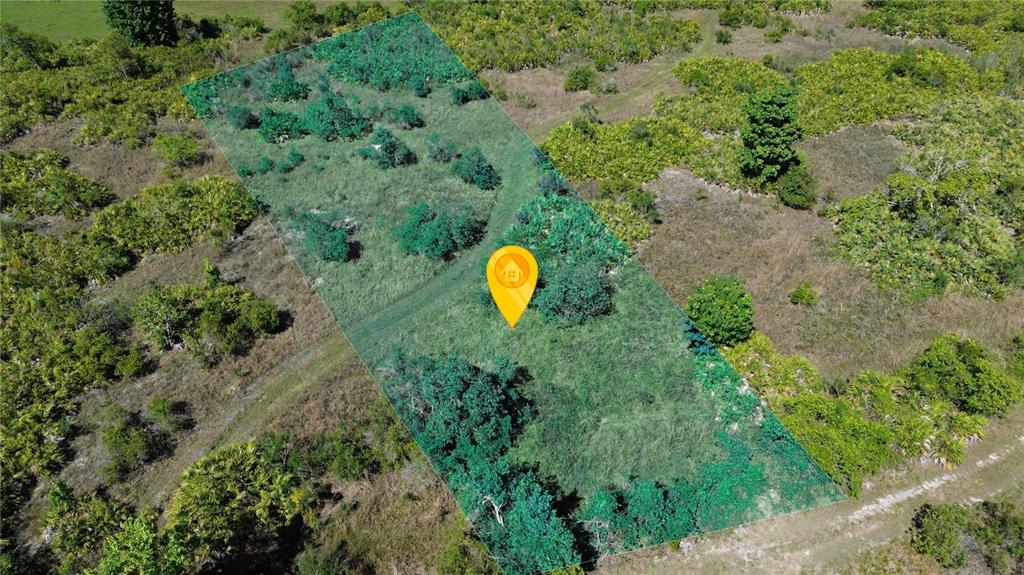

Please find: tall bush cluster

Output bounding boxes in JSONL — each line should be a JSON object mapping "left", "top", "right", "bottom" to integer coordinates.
{"left": 738, "top": 84, "right": 802, "bottom": 184}
{"left": 102, "top": 0, "right": 178, "bottom": 46}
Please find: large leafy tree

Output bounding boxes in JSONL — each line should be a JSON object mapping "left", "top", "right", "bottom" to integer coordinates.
{"left": 102, "top": 0, "right": 178, "bottom": 46}
{"left": 738, "top": 84, "right": 802, "bottom": 183}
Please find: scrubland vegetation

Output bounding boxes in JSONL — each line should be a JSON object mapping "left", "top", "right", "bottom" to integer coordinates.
{"left": 2, "top": 1, "right": 1023, "bottom": 574}
{"left": 909, "top": 497, "right": 1024, "bottom": 573}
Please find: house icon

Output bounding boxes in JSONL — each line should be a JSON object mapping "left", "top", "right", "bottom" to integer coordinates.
{"left": 497, "top": 255, "right": 529, "bottom": 288}
{"left": 502, "top": 262, "right": 522, "bottom": 284}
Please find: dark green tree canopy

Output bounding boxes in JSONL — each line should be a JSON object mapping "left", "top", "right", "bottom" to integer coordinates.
{"left": 394, "top": 202, "right": 482, "bottom": 260}
{"left": 738, "top": 84, "right": 802, "bottom": 183}
{"left": 102, "top": 0, "right": 178, "bottom": 46}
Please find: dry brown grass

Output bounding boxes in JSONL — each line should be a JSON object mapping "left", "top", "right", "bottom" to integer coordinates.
{"left": 641, "top": 167, "right": 1024, "bottom": 381}
{"left": 797, "top": 123, "right": 905, "bottom": 204}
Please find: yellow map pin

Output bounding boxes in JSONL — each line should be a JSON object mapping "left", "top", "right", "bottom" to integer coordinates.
{"left": 487, "top": 245, "right": 538, "bottom": 329}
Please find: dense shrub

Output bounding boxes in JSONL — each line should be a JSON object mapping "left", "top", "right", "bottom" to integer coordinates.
{"left": 4, "top": 24, "right": 219, "bottom": 145}
{"left": 427, "top": 132, "right": 456, "bottom": 162}
{"left": 591, "top": 200, "right": 651, "bottom": 247}
{"left": 92, "top": 176, "right": 257, "bottom": 253}
{"left": 301, "top": 92, "right": 370, "bottom": 141}
{"left": 44, "top": 481, "right": 130, "bottom": 573}
{"left": 0, "top": 23, "right": 58, "bottom": 72}
{"left": 828, "top": 96, "right": 1021, "bottom": 296}
{"left": 388, "top": 104, "right": 425, "bottom": 129}
{"left": 227, "top": 105, "right": 257, "bottom": 129}
{"left": 715, "top": 29, "right": 733, "bottom": 44}
{"left": 851, "top": 0, "right": 1022, "bottom": 51}
{"left": 794, "top": 48, "right": 976, "bottom": 136}
{"left": 450, "top": 80, "right": 490, "bottom": 105}
{"left": 451, "top": 147, "right": 500, "bottom": 189}
{"left": 131, "top": 279, "right": 279, "bottom": 366}
{"left": 738, "top": 84, "right": 802, "bottom": 184}
{"left": 910, "top": 504, "right": 969, "bottom": 568}
{"left": 543, "top": 116, "right": 704, "bottom": 185}
{"left": 166, "top": 440, "right": 314, "bottom": 564}
{"left": 564, "top": 66, "right": 596, "bottom": 92}
{"left": 297, "top": 211, "right": 353, "bottom": 262}
{"left": 102, "top": 0, "right": 177, "bottom": 46}
{"left": 660, "top": 57, "right": 787, "bottom": 135}
{"left": 267, "top": 65, "right": 310, "bottom": 101}
{"left": 417, "top": 2, "right": 701, "bottom": 72}
{"left": 686, "top": 276, "right": 754, "bottom": 347}
{"left": 98, "top": 405, "right": 169, "bottom": 481}
{"left": 153, "top": 134, "right": 203, "bottom": 167}
{"left": 95, "top": 511, "right": 191, "bottom": 575}
{"left": 357, "top": 128, "right": 416, "bottom": 169}
{"left": 534, "top": 261, "right": 614, "bottom": 325}
{"left": 393, "top": 202, "right": 482, "bottom": 260}
{"left": 257, "top": 107, "right": 303, "bottom": 143}
{"left": 773, "top": 161, "right": 815, "bottom": 209}
{"left": 0, "top": 149, "right": 113, "bottom": 218}
{"left": 1, "top": 176, "right": 251, "bottom": 524}
{"left": 313, "top": 13, "right": 472, "bottom": 91}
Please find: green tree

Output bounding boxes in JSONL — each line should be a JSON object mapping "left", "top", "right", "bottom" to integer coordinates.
{"left": 901, "top": 334, "right": 1024, "bottom": 416}
{"left": 738, "top": 84, "right": 802, "bottom": 184}
{"left": 358, "top": 128, "right": 416, "bottom": 169}
{"left": 685, "top": 276, "right": 754, "bottom": 347}
{"left": 773, "top": 160, "right": 815, "bottom": 209}
{"left": 451, "top": 147, "right": 500, "bottom": 190}
{"left": 268, "top": 65, "right": 310, "bottom": 102}
{"left": 257, "top": 107, "right": 302, "bottom": 143}
{"left": 490, "top": 476, "right": 581, "bottom": 575}
{"left": 388, "top": 104, "right": 425, "bottom": 129}
{"left": 102, "top": 0, "right": 178, "bottom": 46}
{"left": 910, "top": 503, "right": 969, "bottom": 568}
{"left": 394, "top": 202, "right": 482, "bottom": 260}
{"left": 301, "top": 92, "right": 369, "bottom": 141}
{"left": 99, "top": 405, "right": 169, "bottom": 481}
{"left": 296, "top": 211, "right": 352, "bottom": 262}
{"left": 227, "top": 105, "right": 257, "bottom": 130}
{"left": 579, "top": 489, "right": 620, "bottom": 558}
{"left": 564, "top": 65, "right": 596, "bottom": 92}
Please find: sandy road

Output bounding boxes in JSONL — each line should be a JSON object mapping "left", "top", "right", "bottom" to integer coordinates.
{"left": 592, "top": 409, "right": 1024, "bottom": 574}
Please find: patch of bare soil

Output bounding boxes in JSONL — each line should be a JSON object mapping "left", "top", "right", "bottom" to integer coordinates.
{"left": 641, "top": 168, "right": 1024, "bottom": 380}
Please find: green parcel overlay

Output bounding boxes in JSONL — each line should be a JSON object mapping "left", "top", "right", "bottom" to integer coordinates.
{"left": 185, "top": 13, "right": 842, "bottom": 574}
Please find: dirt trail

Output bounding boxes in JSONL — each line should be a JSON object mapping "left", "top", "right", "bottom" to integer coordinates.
{"left": 594, "top": 410, "right": 1024, "bottom": 574}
